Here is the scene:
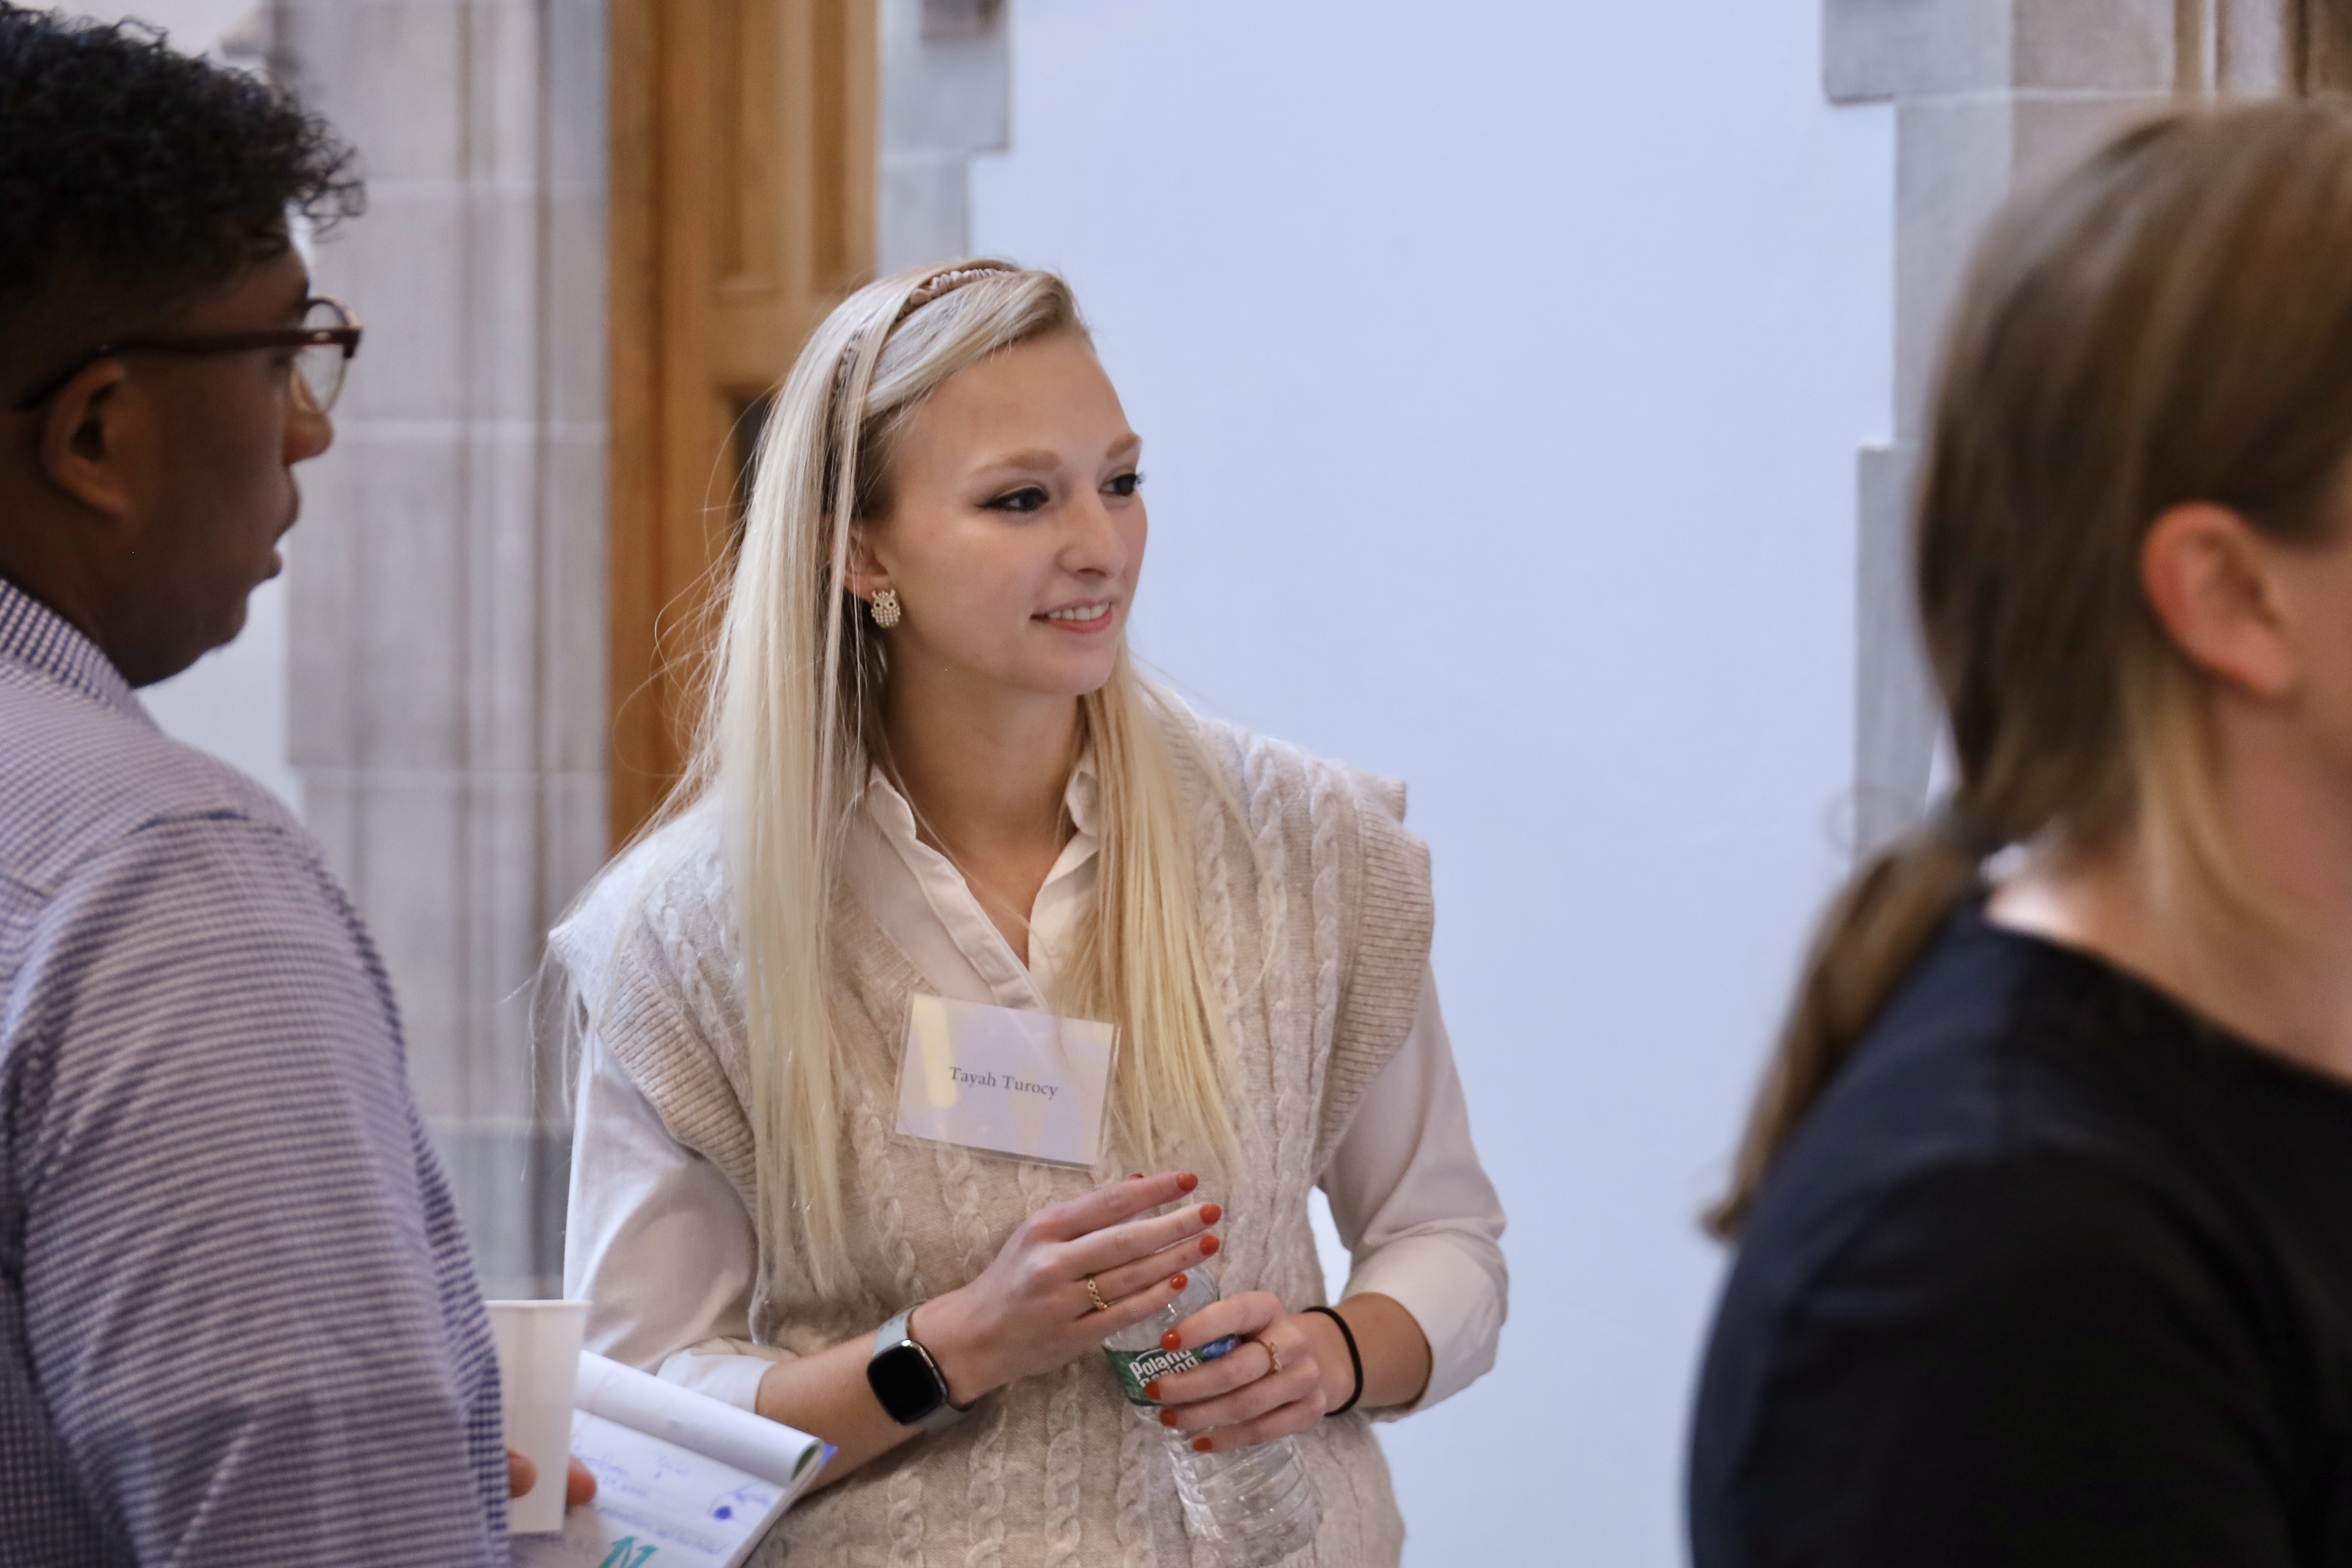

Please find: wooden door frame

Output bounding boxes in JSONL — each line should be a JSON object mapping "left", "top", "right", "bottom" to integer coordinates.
{"left": 607, "top": 0, "right": 876, "bottom": 848}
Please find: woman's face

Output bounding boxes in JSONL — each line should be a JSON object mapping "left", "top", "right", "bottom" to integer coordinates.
{"left": 855, "top": 331, "right": 1144, "bottom": 705}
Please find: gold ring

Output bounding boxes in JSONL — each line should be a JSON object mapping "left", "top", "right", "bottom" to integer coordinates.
{"left": 1259, "top": 1335, "right": 1283, "bottom": 1376}
{"left": 1086, "top": 1276, "right": 1110, "bottom": 1313}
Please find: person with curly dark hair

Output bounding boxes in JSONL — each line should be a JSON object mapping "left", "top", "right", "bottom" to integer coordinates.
{"left": 0, "top": 10, "right": 529, "bottom": 1563}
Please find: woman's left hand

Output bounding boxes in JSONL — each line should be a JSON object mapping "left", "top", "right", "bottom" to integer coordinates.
{"left": 1141, "top": 1290, "right": 1345, "bottom": 1452}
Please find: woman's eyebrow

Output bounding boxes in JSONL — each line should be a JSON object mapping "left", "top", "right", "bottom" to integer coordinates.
{"left": 971, "top": 432, "right": 1141, "bottom": 476}
{"left": 972, "top": 447, "right": 1061, "bottom": 474}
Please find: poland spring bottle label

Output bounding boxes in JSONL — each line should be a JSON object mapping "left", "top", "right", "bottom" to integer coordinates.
{"left": 1106, "top": 1334, "right": 1240, "bottom": 1406}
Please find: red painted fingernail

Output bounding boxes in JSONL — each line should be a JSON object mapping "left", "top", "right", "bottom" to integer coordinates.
{"left": 1199, "top": 1203, "right": 1222, "bottom": 1225}
{"left": 1176, "top": 1173, "right": 1199, "bottom": 1193}
{"left": 1199, "top": 1234, "right": 1220, "bottom": 1257}
{"left": 1191, "top": 1436, "right": 1213, "bottom": 1453}
{"left": 1130, "top": 1173, "right": 1143, "bottom": 1180}
{"left": 1159, "top": 1407, "right": 1179, "bottom": 1426}
{"left": 1168, "top": 1273, "right": 1187, "bottom": 1292}
{"left": 1142, "top": 1380, "right": 1162, "bottom": 1401}
{"left": 1161, "top": 1330, "right": 1182, "bottom": 1352}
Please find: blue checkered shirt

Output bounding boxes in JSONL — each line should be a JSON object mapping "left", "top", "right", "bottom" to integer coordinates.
{"left": 0, "top": 578, "right": 508, "bottom": 1563}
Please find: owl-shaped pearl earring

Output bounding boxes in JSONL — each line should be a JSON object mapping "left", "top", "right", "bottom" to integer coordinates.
{"left": 870, "top": 588, "right": 901, "bottom": 629}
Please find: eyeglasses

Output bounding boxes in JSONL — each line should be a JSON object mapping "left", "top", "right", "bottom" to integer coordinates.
{"left": 10, "top": 296, "right": 364, "bottom": 415}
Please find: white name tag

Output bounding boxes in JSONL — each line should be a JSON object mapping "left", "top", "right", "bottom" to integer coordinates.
{"left": 894, "top": 995, "right": 1118, "bottom": 1170}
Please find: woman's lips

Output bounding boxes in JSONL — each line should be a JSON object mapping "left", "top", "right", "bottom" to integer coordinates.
{"left": 1037, "top": 602, "right": 1115, "bottom": 634}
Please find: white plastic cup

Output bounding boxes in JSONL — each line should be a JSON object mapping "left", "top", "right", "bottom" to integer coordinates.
{"left": 486, "top": 1299, "right": 589, "bottom": 1534}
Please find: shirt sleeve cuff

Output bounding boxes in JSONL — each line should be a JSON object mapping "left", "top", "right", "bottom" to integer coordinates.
{"left": 656, "top": 1339, "right": 798, "bottom": 1412}
{"left": 1342, "top": 1232, "right": 1508, "bottom": 1418}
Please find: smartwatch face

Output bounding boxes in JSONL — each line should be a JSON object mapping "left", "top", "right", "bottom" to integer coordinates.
{"left": 867, "top": 1341, "right": 947, "bottom": 1425}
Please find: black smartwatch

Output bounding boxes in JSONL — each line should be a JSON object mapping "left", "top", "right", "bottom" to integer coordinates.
{"left": 866, "top": 1304, "right": 974, "bottom": 1434}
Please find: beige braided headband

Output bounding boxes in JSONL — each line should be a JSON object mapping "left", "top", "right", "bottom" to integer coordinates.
{"left": 897, "top": 263, "right": 1008, "bottom": 320}
{"left": 829, "top": 263, "right": 1014, "bottom": 408}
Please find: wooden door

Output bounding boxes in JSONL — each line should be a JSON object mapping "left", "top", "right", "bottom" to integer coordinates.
{"left": 607, "top": 0, "right": 875, "bottom": 846}
{"left": 2301, "top": 0, "right": 2352, "bottom": 88}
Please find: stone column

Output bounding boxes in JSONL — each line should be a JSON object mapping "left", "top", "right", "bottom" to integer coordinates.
{"left": 877, "top": 0, "right": 1010, "bottom": 271}
{"left": 273, "top": 0, "right": 609, "bottom": 1298}
{"left": 1826, "top": 0, "right": 2295, "bottom": 854}
{"left": 262, "top": 0, "right": 1006, "bottom": 1297}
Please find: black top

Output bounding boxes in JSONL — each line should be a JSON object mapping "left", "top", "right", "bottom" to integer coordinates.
{"left": 1689, "top": 902, "right": 2352, "bottom": 1567}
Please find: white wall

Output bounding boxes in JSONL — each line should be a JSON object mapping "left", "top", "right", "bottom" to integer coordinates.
{"left": 76, "top": 0, "right": 253, "bottom": 51}
{"left": 67, "top": 2, "right": 303, "bottom": 809}
{"left": 971, "top": 4, "right": 1892, "bottom": 1561}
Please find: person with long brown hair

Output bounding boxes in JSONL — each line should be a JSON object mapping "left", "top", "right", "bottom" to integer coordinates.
{"left": 1690, "top": 100, "right": 2352, "bottom": 1566}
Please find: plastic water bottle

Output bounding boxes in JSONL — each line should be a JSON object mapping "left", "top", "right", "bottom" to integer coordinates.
{"left": 1101, "top": 1271, "right": 1323, "bottom": 1565}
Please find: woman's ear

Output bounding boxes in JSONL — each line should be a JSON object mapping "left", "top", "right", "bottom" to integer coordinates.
{"left": 844, "top": 522, "right": 892, "bottom": 603}
{"left": 2141, "top": 501, "right": 2299, "bottom": 701}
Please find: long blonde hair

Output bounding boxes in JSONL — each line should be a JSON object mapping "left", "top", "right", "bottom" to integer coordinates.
{"left": 700, "top": 260, "right": 1238, "bottom": 1293}
{"left": 1709, "top": 102, "right": 2352, "bottom": 1237}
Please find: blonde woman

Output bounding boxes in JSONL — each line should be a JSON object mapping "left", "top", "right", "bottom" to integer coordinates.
{"left": 552, "top": 262, "right": 1506, "bottom": 1562}
{"left": 1692, "top": 103, "right": 2352, "bottom": 1566}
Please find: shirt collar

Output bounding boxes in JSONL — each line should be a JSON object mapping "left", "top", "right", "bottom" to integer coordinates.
{"left": 1064, "top": 752, "right": 1100, "bottom": 840}
{"left": 0, "top": 575, "right": 147, "bottom": 722}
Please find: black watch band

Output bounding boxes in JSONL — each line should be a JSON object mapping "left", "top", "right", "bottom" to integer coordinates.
{"left": 866, "top": 1305, "right": 973, "bottom": 1434}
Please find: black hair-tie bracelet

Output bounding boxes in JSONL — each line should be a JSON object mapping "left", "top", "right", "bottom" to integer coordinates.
{"left": 1302, "top": 1305, "right": 1364, "bottom": 1416}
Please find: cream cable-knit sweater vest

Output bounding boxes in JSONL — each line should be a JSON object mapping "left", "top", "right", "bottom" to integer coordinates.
{"left": 557, "top": 713, "right": 1435, "bottom": 1567}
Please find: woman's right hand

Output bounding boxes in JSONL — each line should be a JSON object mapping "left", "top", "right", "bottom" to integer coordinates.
{"left": 912, "top": 1169, "right": 1222, "bottom": 1405}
